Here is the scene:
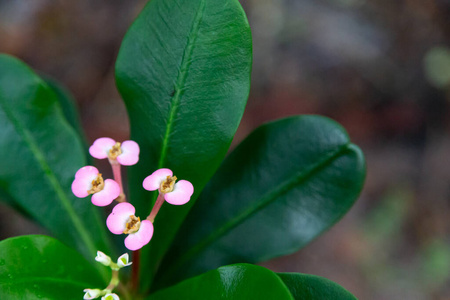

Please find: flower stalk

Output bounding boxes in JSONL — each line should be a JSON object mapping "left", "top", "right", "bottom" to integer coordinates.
{"left": 110, "top": 160, "right": 126, "bottom": 202}
{"left": 105, "top": 269, "right": 120, "bottom": 293}
{"left": 147, "top": 193, "right": 165, "bottom": 222}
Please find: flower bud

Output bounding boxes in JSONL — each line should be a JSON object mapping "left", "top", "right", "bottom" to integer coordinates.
{"left": 117, "top": 253, "right": 132, "bottom": 268}
{"left": 95, "top": 251, "right": 112, "bottom": 267}
{"left": 83, "top": 288, "right": 102, "bottom": 299}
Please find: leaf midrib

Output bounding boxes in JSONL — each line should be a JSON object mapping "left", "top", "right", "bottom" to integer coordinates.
{"left": 162, "top": 143, "right": 352, "bottom": 277}
{"left": 151, "top": 0, "right": 206, "bottom": 206}
{"left": 156, "top": 0, "right": 206, "bottom": 169}
{"left": 0, "top": 94, "right": 98, "bottom": 265}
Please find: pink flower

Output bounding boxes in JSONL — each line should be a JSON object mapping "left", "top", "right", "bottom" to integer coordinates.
{"left": 71, "top": 166, "right": 120, "bottom": 206}
{"left": 143, "top": 168, "right": 194, "bottom": 205}
{"left": 106, "top": 203, "right": 154, "bottom": 251}
{"left": 89, "top": 137, "right": 140, "bottom": 166}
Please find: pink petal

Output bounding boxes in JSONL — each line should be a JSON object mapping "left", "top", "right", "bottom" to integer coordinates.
{"left": 106, "top": 202, "right": 135, "bottom": 234}
{"left": 71, "top": 166, "right": 99, "bottom": 198}
{"left": 91, "top": 179, "right": 121, "bottom": 207}
{"left": 124, "top": 220, "right": 154, "bottom": 251}
{"left": 117, "top": 140, "right": 140, "bottom": 166}
{"left": 74, "top": 166, "right": 99, "bottom": 179}
{"left": 164, "top": 180, "right": 194, "bottom": 205}
{"left": 143, "top": 168, "right": 173, "bottom": 191}
{"left": 89, "top": 137, "right": 116, "bottom": 159}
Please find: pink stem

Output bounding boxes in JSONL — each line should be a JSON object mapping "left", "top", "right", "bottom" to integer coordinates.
{"left": 147, "top": 193, "right": 165, "bottom": 222}
{"left": 110, "top": 159, "right": 126, "bottom": 202}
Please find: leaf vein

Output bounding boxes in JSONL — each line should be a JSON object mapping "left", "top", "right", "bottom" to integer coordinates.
{"left": 157, "top": 0, "right": 206, "bottom": 172}
{"left": 0, "top": 94, "right": 98, "bottom": 262}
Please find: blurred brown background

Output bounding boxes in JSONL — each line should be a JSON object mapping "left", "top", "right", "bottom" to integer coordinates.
{"left": 1, "top": 0, "right": 450, "bottom": 299}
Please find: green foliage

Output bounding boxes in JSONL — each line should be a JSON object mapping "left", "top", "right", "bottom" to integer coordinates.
{"left": 278, "top": 273, "right": 357, "bottom": 300}
{"left": 115, "top": 0, "right": 252, "bottom": 289}
{"left": 150, "top": 264, "right": 294, "bottom": 300}
{"left": 420, "top": 239, "right": 450, "bottom": 291}
{"left": 0, "top": 0, "right": 364, "bottom": 298}
{"left": 0, "top": 54, "right": 111, "bottom": 269}
{"left": 0, "top": 235, "right": 105, "bottom": 300}
{"left": 155, "top": 116, "right": 365, "bottom": 287}
{"left": 158, "top": 116, "right": 365, "bottom": 283}
{"left": 44, "top": 77, "right": 86, "bottom": 145}
{"left": 424, "top": 46, "right": 450, "bottom": 89}
{"left": 150, "top": 265, "right": 358, "bottom": 300}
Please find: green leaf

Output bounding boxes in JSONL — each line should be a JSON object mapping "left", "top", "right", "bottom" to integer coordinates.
{"left": 0, "top": 235, "right": 106, "bottom": 300}
{"left": 277, "top": 273, "right": 358, "bottom": 300}
{"left": 157, "top": 115, "right": 366, "bottom": 287}
{"left": 0, "top": 54, "right": 112, "bottom": 269}
{"left": 149, "top": 264, "right": 294, "bottom": 300}
{"left": 115, "top": 0, "right": 252, "bottom": 289}
{"left": 43, "top": 77, "right": 83, "bottom": 139}
{"left": 43, "top": 76, "right": 93, "bottom": 166}
{"left": 43, "top": 76, "right": 88, "bottom": 150}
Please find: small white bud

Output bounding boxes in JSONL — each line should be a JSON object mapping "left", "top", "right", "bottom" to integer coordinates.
{"left": 117, "top": 253, "right": 132, "bottom": 268}
{"left": 102, "top": 293, "right": 120, "bottom": 300}
{"left": 83, "top": 288, "right": 102, "bottom": 299}
{"left": 95, "top": 251, "right": 112, "bottom": 267}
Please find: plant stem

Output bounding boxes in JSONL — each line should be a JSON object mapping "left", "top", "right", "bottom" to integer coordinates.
{"left": 131, "top": 250, "right": 141, "bottom": 293}
{"left": 147, "top": 193, "right": 165, "bottom": 222}
{"left": 110, "top": 159, "right": 126, "bottom": 202}
{"left": 106, "top": 269, "right": 120, "bottom": 291}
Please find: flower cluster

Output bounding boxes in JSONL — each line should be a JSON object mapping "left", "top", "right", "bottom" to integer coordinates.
{"left": 72, "top": 137, "right": 193, "bottom": 250}
{"left": 73, "top": 137, "right": 194, "bottom": 299}
{"left": 95, "top": 251, "right": 132, "bottom": 269}
{"left": 83, "top": 252, "right": 131, "bottom": 300}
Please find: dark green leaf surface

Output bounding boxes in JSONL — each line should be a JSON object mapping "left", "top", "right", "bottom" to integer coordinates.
{"left": 0, "top": 54, "right": 111, "bottom": 268}
{"left": 44, "top": 77, "right": 89, "bottom": 150}
{"left": 0, "top": 235, "right": 106, "bottom": 300}
{"left": 157, "top": 116, "right": 366, "bottom": 287}
{"left": 44, "top": 77, "right": 85, "bottom": 141}
{"left": 44, "top": 77, "right": 92, "bottom": 164}
{"left": 115, "top": 0, "right": 252, "bottom": 289}
{"left": 149, "top": 264, "right": 293, "bottom": 300}
{"left": 277, "top": 273, "right": 358, "bottom": 300}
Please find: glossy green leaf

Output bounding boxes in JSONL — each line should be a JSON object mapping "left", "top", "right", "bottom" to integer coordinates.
{"left": 149, "top": 264, "right": 293, "bottom": 300}
{"left": 0, "top": 235, "right": 106, "bottom": 300}
{"left": 44, "top": 77, "right": 93, "bottom": 165}
{"left": 115, "top": 0, "right": 252, "bottom": 289}
{"left": 157, "top": 115, "right": 366, "bottom": 287}
{"left": 44, "top": 77, "right": 85, "bottom": 141}
{"left": 0, "top": 54, "right": 112, "bottom": 268}
{"left": 277, "top": 273, "right": 357, "bottom": 300}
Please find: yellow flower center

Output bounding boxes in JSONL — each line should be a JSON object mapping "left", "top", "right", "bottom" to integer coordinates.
{"left": 87, "top": 174, "right": 104, "bottom": 194}
{"left": 160, "top": 175, "right": 177, "bottom": 194}
{"left": 108, "top": 142, "right": 122, "bottom": 160}
{"left": 123, "top": 215, "right": 141, "bottom": 234}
